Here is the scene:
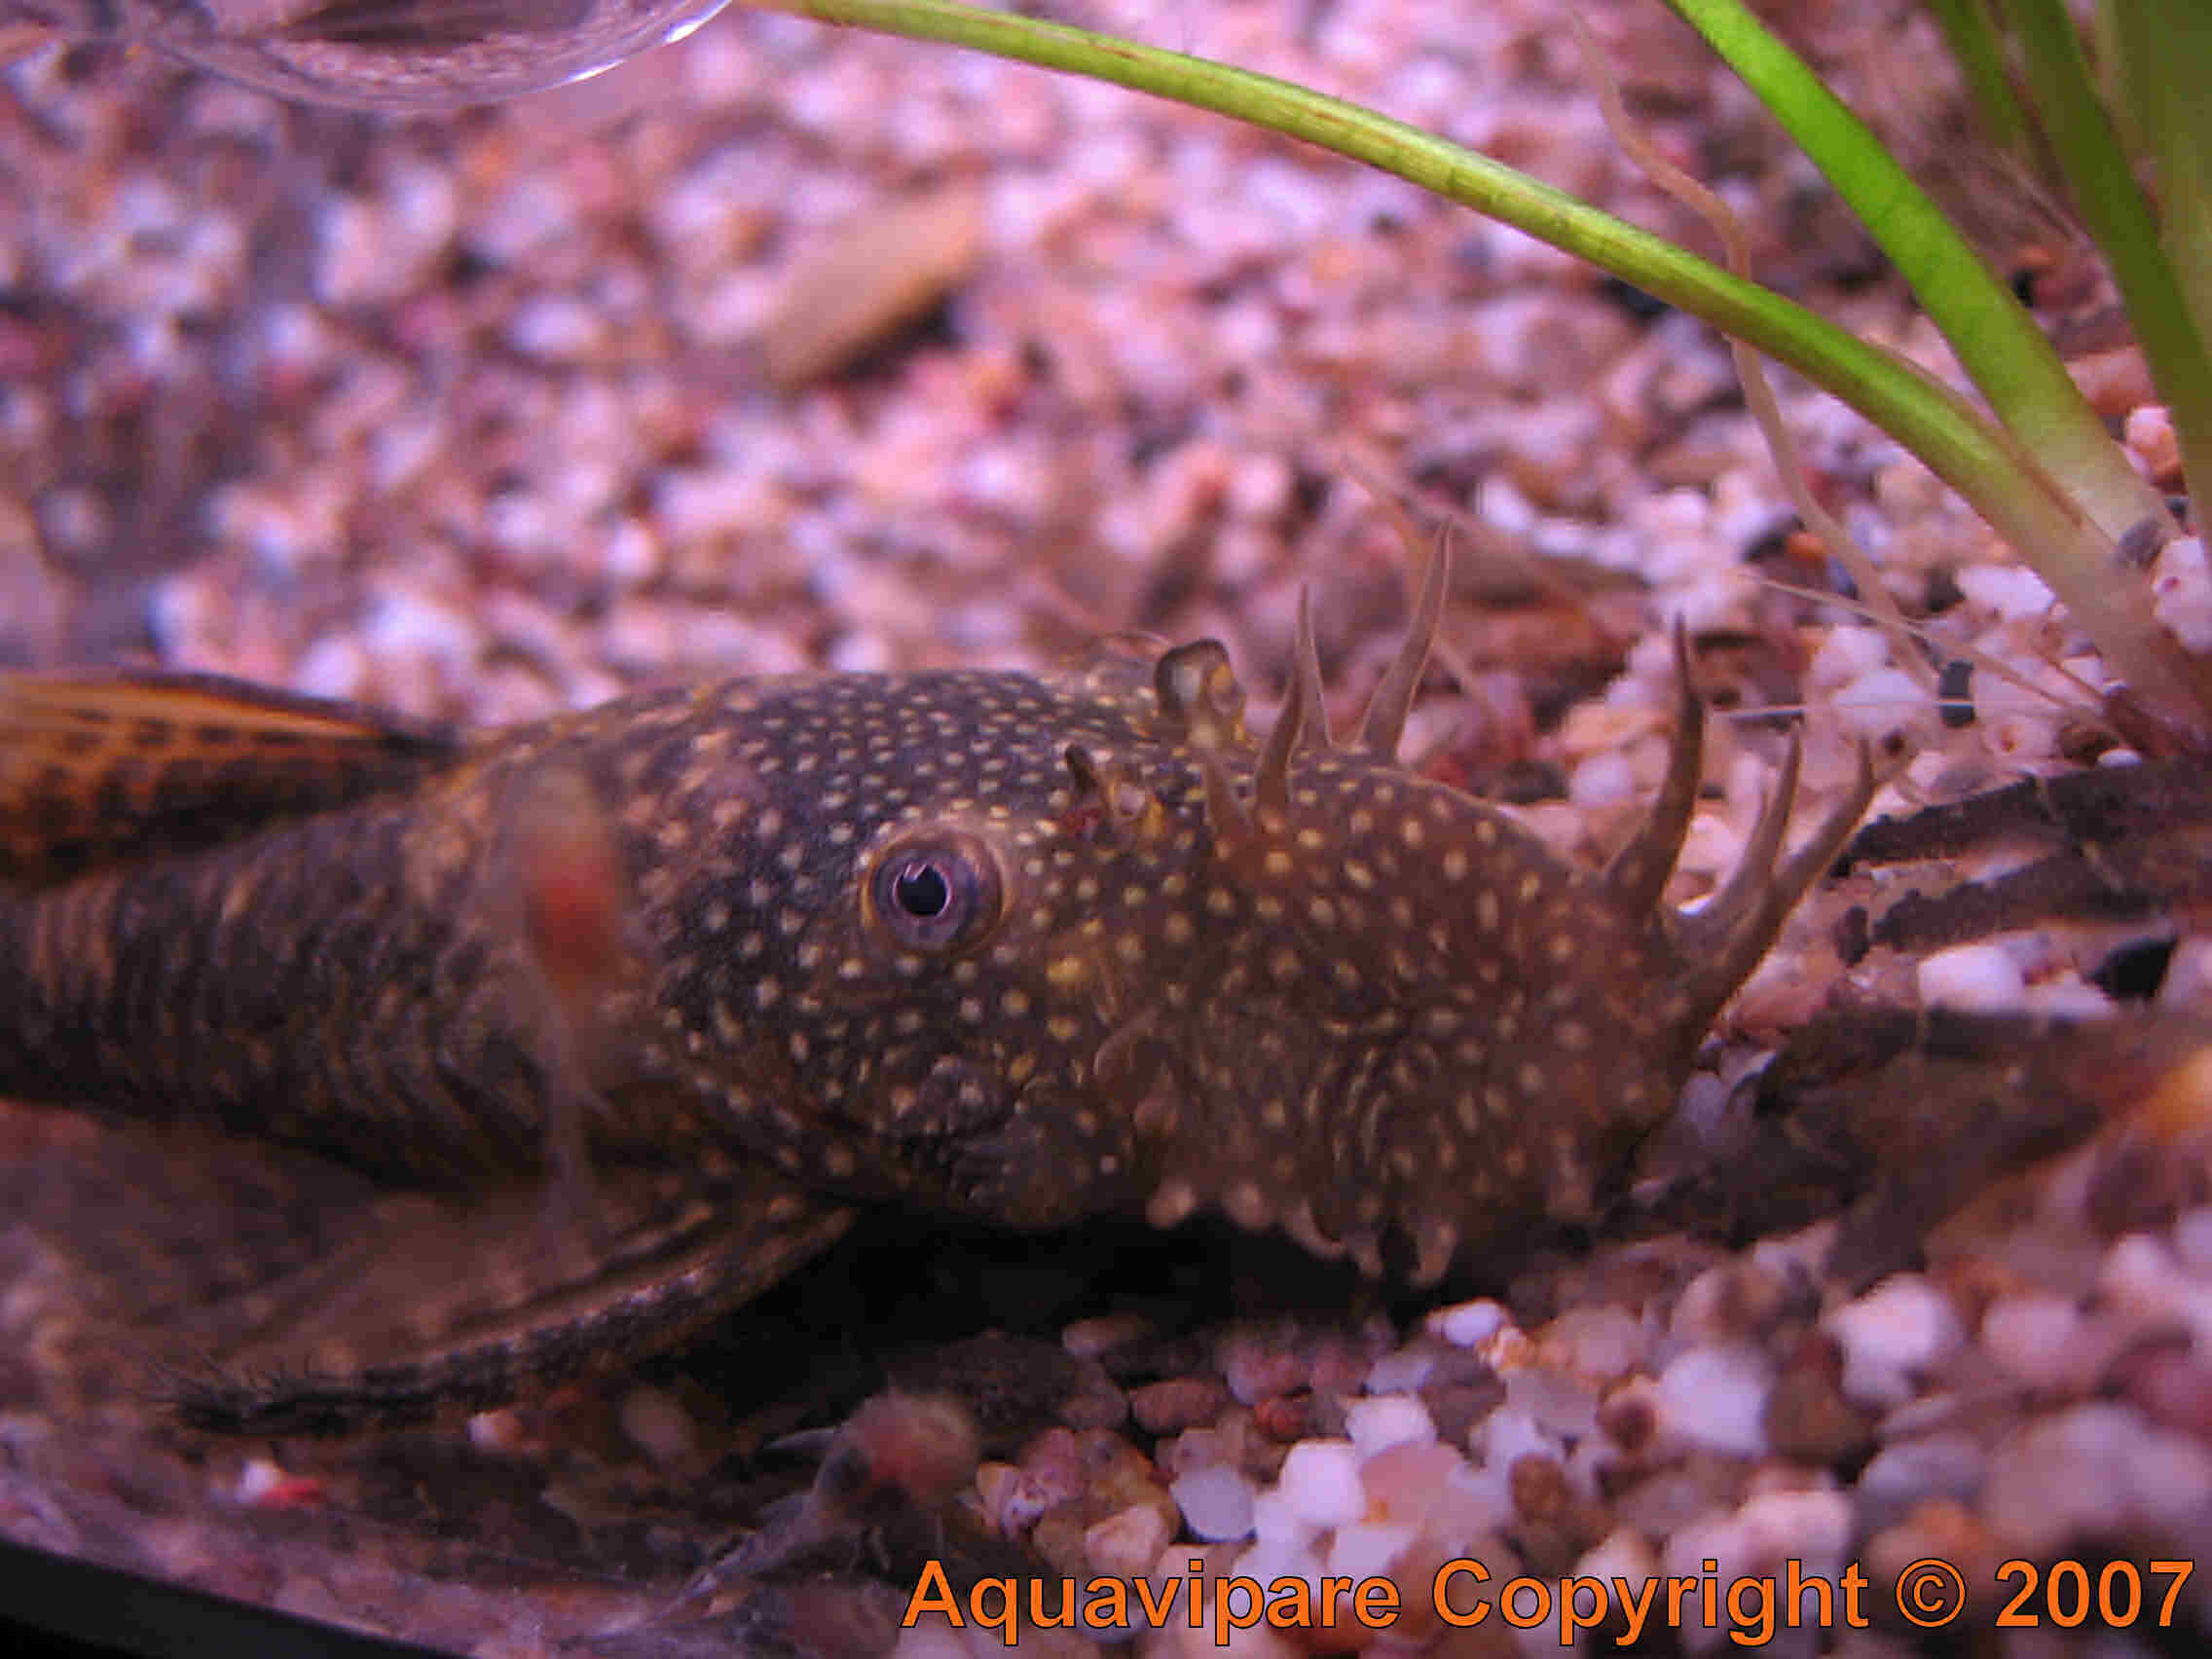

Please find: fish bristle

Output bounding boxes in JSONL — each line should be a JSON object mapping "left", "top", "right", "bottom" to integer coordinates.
{"left": 1602, "top": 618, "right": 1705, "bottom": 917}
{"left": 1355, "top": 532, "right": 1450, "bottom": 761}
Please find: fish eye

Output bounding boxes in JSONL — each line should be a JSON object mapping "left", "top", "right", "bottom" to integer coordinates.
{"left": 867, "top": 832, "right": 1003, "bottom": 954}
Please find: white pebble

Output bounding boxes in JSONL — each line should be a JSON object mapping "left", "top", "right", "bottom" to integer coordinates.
{"left": 1247, "top": 1486, "right": 1316, "bottom": 1550}
{"left": 1085, "top": 1503, "right": 1171, "bottom": 1579}
{"left": 1979, "top": 708, "right": 2064, "bottom": 763}
{"left": 1426, "top": 1298, "right": 1509, "bottom": 1350}
{"left": 1832, "top": 666, "right": 1934, "bottom": 745}
{"left": 1983, "top": 1402, "right": 2212, "bottom": 1557}
{"left": 1567, "top": 749, "right": 1638, "bottom": 808}
{"left": 1323, "top": 1521, "right": 1418, "bottom": 1585}
{"left": 1364, "top": 1339, "right": 1446, "bottom": 1395}
{"left": 1675, "top": 810, "right": 1746, "bottom": 885}
{"left": 2162, "top": 939, "right": 2212, "bottom": 1014}
{"left": 1345, "top": 1394, "right": 1435, "bottom": 1458}
{"left": 1274, "top": 1440, "right": 1366, "bottom": 1530}
{"left": 505, "top": 294, "right": 608, "bottom": 362}
{"left": 618, "top": 1385, "right": 699, "bottom": 1466}
{"left": 1358, "top": 1439, "right": 1467, "bottom": 1530}
{"left": 292, "top": 635, "right": 368, "bottom": 701}
{"left": 1979, "top": 1292, "right": 2084, "bottom": 1389}
{"left": 1916, "top": 941, "right": 2027, "bottom": 1013}
{"left": 655, "top": 465, "right": 784, "bottom": 546}
{"left": 2020, "top": 976, "right": 2117, "bottom": 1019}
{"left": 1857, "top": 1432, "right": 1985, "bottom": 1531}
{"left": 2153, "top": 537, "right": 2212, "bottom": 652}
{"left": 2174, "top": 1208, "right": 2212, "bottom": 1275}
{"left": 363, "top": 583, "right": 479, "bottom": 674}
{"left": 1172, "top": 1465, "right": 1257, "bottom": 1542}
{"left": 234, "top": 1457, "right": 291, "bottom": 1505}
{"left": 2125, "top": 403, "right": 2179, "bottom": 475}
{"left": 1650, "top": 1345, "right": 1772, "bottom": 1457}
{"left": 1507, "top": 1365, "right": 1602, "bottom": 1445}
{"left": 468, "top": 174, "right": 580, "bottom": 266}
{"left": 1538, "top": 1306, "right": 1646, "bottom": 1381}
{"left": 1226, "top": 1535, "right": 1323, "bottom": 1605}
{"left": 2101, "top": 1233, "right": 2212, "bottom": 1347}
{"left": 369, "top": 416, "right": 441, "bottom": 495}
{"left": 1806, "top": 624, "right": 1890, "bottom": 689}
{"left": 1956, "top": 562, "right": 2057, "bottom": 621}
{"left": 601, "top": 518, "right": 663, "bottom": 590}
{"left": 1823, "top": 1275, "right": 1964, "bottom": 1409}
{"left": 1471, "top": 1403, "right": 1558, "bottom": 1473}
{"left": 1740, "top": 1487, "right": 1854, "bottom": 1562}
{"left": 1571, "top": 1529, "right": 1659, "bottom": 1605}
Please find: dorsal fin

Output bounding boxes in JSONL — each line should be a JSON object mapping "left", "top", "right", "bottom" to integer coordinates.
{"left": 0, "top": 670, "right": 461, "bottom": 889}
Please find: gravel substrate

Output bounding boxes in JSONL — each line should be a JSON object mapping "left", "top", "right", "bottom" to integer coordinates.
{"left": 4, "top": 0, "right": 2211, "bottom": 1654}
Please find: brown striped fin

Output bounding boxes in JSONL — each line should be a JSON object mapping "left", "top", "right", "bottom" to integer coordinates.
{"left": 166, "top": 1166, "right": 856, "bottom": 1435}
{"left": 0, "top": 670, "right": 461, "bottom": 889}
{"left": 274, "top": 0, "right": 592, "bottom": 47}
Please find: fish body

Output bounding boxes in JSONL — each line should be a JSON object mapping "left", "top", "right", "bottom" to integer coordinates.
{"left": 0, "top": 558, "right": 1873, "bottom": 1428}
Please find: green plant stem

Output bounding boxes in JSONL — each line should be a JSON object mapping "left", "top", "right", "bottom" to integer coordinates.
{"left": 1926, "top": 0, "right": 2034, "bottom": 165}
{"left": 2012, "top": 0, "right": 2212, "bottom": 518}
{"left": 1659, "top": 0, "right": 2168, "bottom": 548}
{"left": 733, "top": 0, "right": 2210, "bottom": 731}
{"left": 2111, "top": 0, "right": 2212, "bottom": 365}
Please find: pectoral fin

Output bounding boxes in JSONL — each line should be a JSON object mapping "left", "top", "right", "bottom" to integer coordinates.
{"left": 160, "top": 1163, "right": 856, "bottom": 1436}
{"left": 12, "top": 1117, "right": 855, "bottom": 1436}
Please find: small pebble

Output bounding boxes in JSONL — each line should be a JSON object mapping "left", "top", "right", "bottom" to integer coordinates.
{"left": 1981, "top": 1402, "right": 2212, "bottom": 1557}
{"left": 1424, "top": 1298, "right": 1510, "bottom": 1351}
{"left": 1171, "top": 1464, "right": 1257, "bottom": 1542}
{"left": 1343, "top": 1394, "right": 1435, "bottom": 1458}
{"left": 1978, "top": 1291, "right": 2085, "bottom": 1390}
{"left": 1649, "top": 1346, "right": 1772, "bottom": 1458}
{"left": 1221, "top": 1330, "right": 1309, "bottom": 1405}
{"left": 1832, "top": 666, "right": 1934, "bottom": 746}
{"left": 1365, "top": 1337, "right": 1450, "bottom": 1395}
{"left": 2124, "top": 403, "right": 2182, "bottom": 487}
{"left": 1130, "top": 1377, "right": 1233, "bottom": 1435}
{"left": 1358, "top": 1439, "right": 1468, "bottom": 1530}
{"left": 1084, "top": 1501, "right": 1171, "bottom": 1579}
{"left": 1322, "top": 1520, "right": 1418, "bottom": 1585}
{"left": 2153, "top": 536, "right": 2212, "bottom": 652}
{"left": 616, "top": 1385, "right": 699, "bottom": 1467}
{"left": 2100, "top": 1234, "right": 2212, "bottom": 1347}
{"left": 1535, "top": 1305, "right": 1645, "bottom": 1381}
{"left": 1916, "top": 941, "right": 2026, "bottom": 1014}
{"left": 1956, "top": 563, "right": 2057, "bottom": 621}
{"left": 2172, "top": 1207, "right": 2212, "bottom": 1274}
{"left": 1272, "top": 1440, "right": 1366, "bottom": 1530}
{"left": 234, "top": 1458, "right": 322, "bottom": 1510}
{"left": 1805, "top": 623, "right": 1890, "bottom": 688}
{"left": 977, "top": 1460, "right": 1058, "bottom": 1536}
{"left": 1855, "top": 1432, "right": 1987, "bottom": 1533}
{"left": 1823, "top": 1276, "right": 1964, "bottom": 1410}
{"left": 1762, "top": 1338, "right": 1874, "bottom": 1468}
